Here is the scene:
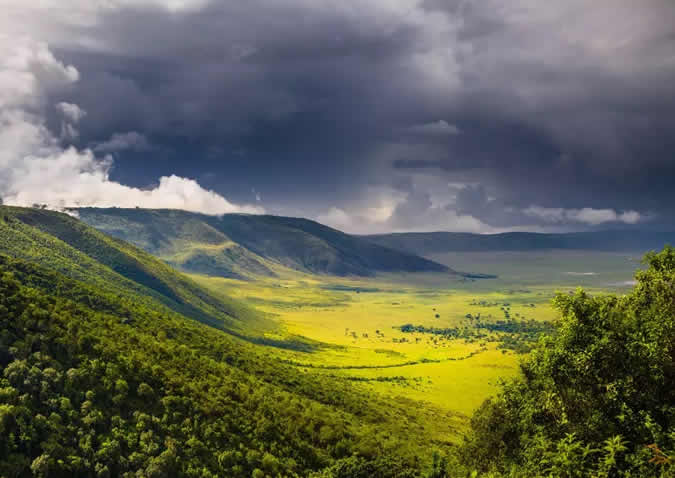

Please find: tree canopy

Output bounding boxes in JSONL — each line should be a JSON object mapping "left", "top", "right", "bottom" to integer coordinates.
{"left": 460, "top": 246, "right": 674, "bottom": 477}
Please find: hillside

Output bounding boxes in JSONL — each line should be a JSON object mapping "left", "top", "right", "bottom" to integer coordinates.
{"left": 0, "top": 206, "right": 267, "bottom": 334}
{"left": 364, "top": 230, "right": 675, "bottom": 256}
{"left": 0, "top": 238, "right": 448, "bottom": 477}
{"left": 75, "top": 208, "right": 452, "bottom": 278}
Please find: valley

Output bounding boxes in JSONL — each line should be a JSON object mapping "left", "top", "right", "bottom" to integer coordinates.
{"left": 76, "top": 207, "right": 653, "bottom": 421}
{"left": 190, "top": 249, "right": 639, "bottom": 420}
{"left": 0, "top": 206, "right": 671, "bottom": 477}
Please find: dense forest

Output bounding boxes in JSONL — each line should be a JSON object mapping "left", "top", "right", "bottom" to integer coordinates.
{"left": 0, "top": 206, "right": 673, "bottom": 477}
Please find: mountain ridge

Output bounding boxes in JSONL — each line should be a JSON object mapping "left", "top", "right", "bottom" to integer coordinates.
{"left": 0, "top": 205, "right": 268, "bottom": 333}
{"left": 363, "top": 230, "right": 675, "bottom": 255}
{"left": 75, "top": 207, "right": 454, "bottom": 278}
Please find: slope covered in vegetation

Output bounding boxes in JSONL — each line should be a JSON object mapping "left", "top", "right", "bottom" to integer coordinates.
{"left": 0, "top": 206, "right": 265, "bottom": 333}
{"left": 0, "top": 209, "right": 456, "bottom": 477}
{"left": 0, "top": 254, "right": 448, "bottom": 477}
{"left": 76, "top": 208, "right": 452, "bottom": 278}
{"left": 0, "top": 206, "right": 672, "bottom": 477}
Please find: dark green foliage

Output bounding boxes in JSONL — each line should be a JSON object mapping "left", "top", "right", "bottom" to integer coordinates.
{"left": 76, "top": 207, "right": 452, "bottom": 277}
{"left": 398, "top": 319, "right": 555, "bottom": 353}
{"left": 310, "top": 455, "right": 419, "bottom": 478}
{"left": 0, "top": 254, "right": 443, "bottom": 477}
{"left": 459, "top": 246, "right": 675, "bottom": 477}
{"left": 0, "top": 208, "right": 455, "bottom": 476}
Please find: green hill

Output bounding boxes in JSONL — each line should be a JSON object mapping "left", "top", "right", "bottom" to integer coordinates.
{"left": 364, "top": 230, "right": 675, "bottom": 256}
{"left": 0, "top": 206, "right": 266, "bottom": 334}
{"left": 75, "top": 208, "right": 452, "bottom": 278}
{"left": 0, "top": 220, "right": 449, "bottom": 477}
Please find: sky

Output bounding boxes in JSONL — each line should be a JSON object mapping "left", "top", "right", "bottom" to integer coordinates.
{"left": 1, "top": 0, "right": 674, "bottom": 234}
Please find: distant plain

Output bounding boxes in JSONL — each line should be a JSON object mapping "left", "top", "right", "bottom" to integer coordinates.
{"left": 190, "top": 248, "right": 643, "bottom": 434}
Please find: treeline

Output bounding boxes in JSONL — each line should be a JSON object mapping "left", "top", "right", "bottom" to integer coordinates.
{"left": 1, "top": 202, "right": 673, "bottom": 477}
{"left": 398, "top": 318, "right": 555, "bottom": 353}
{"left": 398, "top": 319, "right": 553, "bottom": 336}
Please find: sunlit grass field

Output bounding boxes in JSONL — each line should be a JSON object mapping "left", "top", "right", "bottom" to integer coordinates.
{"left": 190, "top": 250, "right": 642, "bottom": 435}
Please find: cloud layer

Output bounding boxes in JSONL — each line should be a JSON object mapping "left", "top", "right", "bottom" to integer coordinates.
{"left": 1, "top": 1, "right": 674, "bottom": 231}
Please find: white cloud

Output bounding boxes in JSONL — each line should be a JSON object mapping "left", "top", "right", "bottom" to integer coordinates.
{"left": 316, "top": 183, "right": 495, "bottom": 234}
{"left": 0, "top": 38, "right": 262, "bottom": 216}
{"left": 618, "top": 210, "right": 641, "bottom": 224}
{"left": 317, "top": 207, "right": 353, "bottom": 231}
{"left": 93, "top": 131, "right": 150, "bottom": 153}
{"left": 523, "top": 205, "right": 641, "bottom": 225}
{"left": 0, "top": 37, "right": 78, "bottom": 111}
{"left": 317, "top": 203, "right": 493, "bottom": 234}
{"left": 60, "top": 122, "right": 80, "bottom": 140}
{"left": 55, "top": 103, "right": 87, "bottom": 141}
{"left": 117, "top": 0, "right": 212, "bottom": 12}
{"left": 568, "top": 208, "right": 620, "bottom": 225}
{"left": 56, "top": 102, "right": 86, "bottom": 122}
{"left": 522, "top": 206, "right": 566, "bottom": 222}
{"left": 408, "top": 120, "right": 460, "bottom": 136}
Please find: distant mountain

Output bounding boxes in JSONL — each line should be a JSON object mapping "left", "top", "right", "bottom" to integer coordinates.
{"left": 363, "top": 230, "right": 675, "bottom": 256}
{"left": 76, "top": 208, "right": 453, "bottom": 278}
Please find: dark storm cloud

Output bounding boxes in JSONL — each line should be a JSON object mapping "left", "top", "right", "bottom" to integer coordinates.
{"left": 43, "top": 1, "right": 440, "bottom": 206}
{"left": 5, "top": 0, "right": 675, "bottom": 231}
{"left": 391, "top": 0, "right": 675, "bottom": 229}
{"left": 55, "top": 1, "right": 428, "bottom": 139}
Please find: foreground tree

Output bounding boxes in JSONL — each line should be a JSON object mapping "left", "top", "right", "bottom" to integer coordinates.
{"left": 461, "top": 246, "right": 674, "bottom": 477}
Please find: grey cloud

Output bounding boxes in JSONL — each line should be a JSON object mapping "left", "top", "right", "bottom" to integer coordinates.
{"left": 2, "top": 0, "right": 674, "bottom": 231}
{"left": 454, "top": 184, "right": 647, "bottom": 230}
{"left": 93, "top": 132, "right": 151, "bottom": 153}
{"left": 407, "top": 120, "right": 460, "bottom": 136}
{"left": 523, "top": 206, "right": 641, "bottom": 226}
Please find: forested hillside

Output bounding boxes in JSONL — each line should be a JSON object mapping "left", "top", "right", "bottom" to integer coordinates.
{"left": 0, "top": 208, "right": 450, "bottom": 477}
{"left": 0, "top": 254, "right": 445, "bottom": 477}
{"left": 76, "top": 208, "right": 452, "bottom": 278}
{"left": 0, "top": 206, "right": 269, "bottom": 334}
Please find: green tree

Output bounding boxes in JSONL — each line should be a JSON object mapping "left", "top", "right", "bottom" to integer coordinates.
{"left": 461, "top": 246, "right": 675, "bottom": 477}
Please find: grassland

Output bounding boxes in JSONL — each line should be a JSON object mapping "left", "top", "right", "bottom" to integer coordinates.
{"left": 189, "top": 249, "right": 642, "bottom": 431}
